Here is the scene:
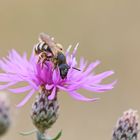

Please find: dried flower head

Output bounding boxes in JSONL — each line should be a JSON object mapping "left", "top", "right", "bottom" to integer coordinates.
{"left": 0, "top": 93, "right": 10, "bottom": 136}
{"left": 112, "top": 109, "right": 139, "bottom": 140}
{"left": 0, "top": 34, "right": 116, "bottom": 107}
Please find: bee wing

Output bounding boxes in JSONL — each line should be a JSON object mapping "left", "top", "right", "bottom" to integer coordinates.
{"left": 39, "top": 33, "right": 64, "bottom": 57}
{"left": 39, "top": 32, "right": 56, "bottom": 47}
{"left": 49, "top": 47, "right": 58, "bottom": 57}
{"left": 56, "top": 43, "right": 63, "bottom": 51}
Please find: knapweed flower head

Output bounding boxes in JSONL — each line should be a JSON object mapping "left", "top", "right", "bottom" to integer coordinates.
{"left": 31, "top": 91, "right": 59, "bottom": 133}
{"left": 0, "top": 93, "right": 10, "bottom": 136}
{"left": 0, "top": 35, "right": 116, "bottom": 107}
{"left": 112, "top": 109, "right": 139, "bottom": 140}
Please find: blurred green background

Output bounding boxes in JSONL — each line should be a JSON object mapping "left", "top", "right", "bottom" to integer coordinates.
{"left": 0, "top": 0, "right": 140, "bottom": 140}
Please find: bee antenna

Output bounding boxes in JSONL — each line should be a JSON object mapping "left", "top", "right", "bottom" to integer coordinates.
{"left": 72, "top": 67, "right": 81, "bottom": 71}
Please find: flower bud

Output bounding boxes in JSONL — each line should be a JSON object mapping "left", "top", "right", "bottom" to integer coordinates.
{"left": 112, "top": 109, "right": 139, "bottom": 140}
{"left": 31, "top": 91, "right": 59, "bottom": 133}
{"left": 0, "top": 94, "right": 10, "bottom": 136}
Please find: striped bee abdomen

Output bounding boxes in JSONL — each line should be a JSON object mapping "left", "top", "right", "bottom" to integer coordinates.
{"left": 34, "top": 42, "right": 51, "bottom": 55}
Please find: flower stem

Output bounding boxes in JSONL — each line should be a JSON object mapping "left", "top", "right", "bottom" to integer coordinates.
{"left": 36, "top": 131, "right": 46, "bottom": 140}
{"left": 36, "top": 130, "right": 62, "bottom": 140}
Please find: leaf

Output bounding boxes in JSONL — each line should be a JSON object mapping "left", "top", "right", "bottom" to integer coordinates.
{"left": 47, "top": 130, "right": 62, "bottom": 140}
{"left": 19, "top": 129, "right": 37, "bottom": 136}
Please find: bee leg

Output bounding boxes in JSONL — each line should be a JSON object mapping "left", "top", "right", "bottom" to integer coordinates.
{"left": 52, "top": 58, "right": 58, "bottom": 69}
{"left": 37, "top": 56, "right": 41, "bottom": 64}
{"left": 41, "top": 58, "right": 48, "bottom": 69}
{"left": 41, "top": 60, "right": 45, "bottom": 69}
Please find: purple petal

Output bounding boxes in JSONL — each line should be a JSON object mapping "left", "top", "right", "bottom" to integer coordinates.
{"left": 57, "top": 85, "right": 69, "bottom": 92}
{"left": 92, "top": 71, "right": 115, "bottom": 83}
{"left": 45, "top": 84, "right": 53, "bottom": 90}
{"left": 52, "top": 70, "right": 57, "bottom": 83}
{"left": 27, "top": 80, "right": 38, "bottom": 90}
{"left": 48, "top": 87, "right": 56, "bottom": 100}
{"left": 72, "top": 43, "right": 79, "bottom": 58}
{"left": 16, "top": 89, "right": 35, "bottom": 107}
{"left": 52, "top": 70, "right": 59, "bottom": 84}
{"left": 9, "top": 85, "right": 32, "bottom": 94}
{"left": 79, "top": 58, "right": 87, "bottom": 71}
{"left": 0, "top": 82, "right": 17, "bottom": 90}
{"left": 68, "top": 91, "right": 100, "bottom": 102}
{"left": 66, "top": 45, "right": 72, "bottom": 57}
{"left": 73, "top": 61, "right": 100, "bottom": 82}
{"left": 23, "top": 52, "right": 27, "bottom": 60}
{"left": 30, "top": 50, "right": 36, "bottom": 62}
{"left": 58, "top": 84, "right": 80, "bottom": 92}
{"left": 0, "top": 74, "right": 20, "bottom": 82}
{"left": 83, "top": 80, "right": 117, "bottom": 92}
{"left": 83, "top": 60, "right": 100, "bottom": 76}
{"left": 83, "top": 85, "right": 112, "bottom": 92}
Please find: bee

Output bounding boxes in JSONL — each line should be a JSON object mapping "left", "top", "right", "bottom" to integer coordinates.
{"left": 34, "top": 33, "right": 63, "bottom": 65}
{"left": 34, "top": 33, "right": 72, "bottom": 79}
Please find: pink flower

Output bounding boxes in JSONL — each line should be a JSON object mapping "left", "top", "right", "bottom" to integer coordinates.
{"left": 0, "top": 44, "right": 116, "bottom": 107}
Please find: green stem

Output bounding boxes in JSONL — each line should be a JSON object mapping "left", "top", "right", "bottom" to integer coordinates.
{"left": 36, "top": 131, "right": 46, "bottom": 140}
{"left": 36, "top": 130, "right": 62, "bottom": 140}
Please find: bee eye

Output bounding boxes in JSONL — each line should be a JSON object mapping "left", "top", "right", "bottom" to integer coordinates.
{"left": 64, "top": 69, "right": 67, "bottom": 72}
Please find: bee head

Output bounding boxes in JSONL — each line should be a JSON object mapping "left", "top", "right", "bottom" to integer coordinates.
{"left": 59, "top": 64, "right": 70, "bottom": 79}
